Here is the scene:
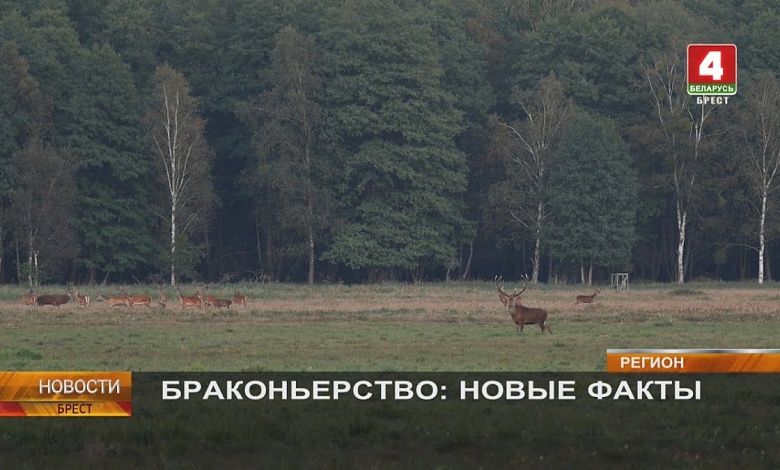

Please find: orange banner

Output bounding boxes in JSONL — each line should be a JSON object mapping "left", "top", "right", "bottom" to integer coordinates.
{"left": 0, "top": 371, "right": 131, "bottom": 417}
{"left": 607, "top": 349, "right": 780, "bottom": 373}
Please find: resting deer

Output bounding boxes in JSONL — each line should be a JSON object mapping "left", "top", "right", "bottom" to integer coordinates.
{"left": 496, "top": 276, "right": 552, "bottom": 334}
{"left": 233, "top": 291, "right": 247, "bottom": 307}
{"left": 22, "top": 288, "right": 37, "bottom": 306}
{"left": 575, "top": 289, "right": 601, "bottom": 305}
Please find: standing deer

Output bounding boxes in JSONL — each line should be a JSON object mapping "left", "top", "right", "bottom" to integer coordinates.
{"left": 495, "top": 276, "right": 552, "bottom": 334}
{"left": 36, "top": 292, "right": 71, "bottom": 307}
{"left": 71, "top": 289, "right": 90, "bottom": 308}
{"left": 233, "top": 291, "right": 247, "bottom": 307}
{"left": 177, "top": 285, "right": 203, "bottom": 309}
{"left": 95, "top": 294, "right": 130, "bottom": 307}
{"left": 203, "top": 284, "right": 217, "bottom": 309}
{"left": 575, "top": 289, "right": 601, "bottom": 305}
{"left": 22, "top": 289, "right": 37, "bottom": 306}
{"left": 119, "top": 286, "right": 152, "bottom": 308}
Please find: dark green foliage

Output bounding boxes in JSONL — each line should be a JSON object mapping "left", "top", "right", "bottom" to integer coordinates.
{"left": 0, "top": 0, "right": 779, "bottom": 283}
{"left": 547, "top": 111, "right": 637, "bottom": 273}
{"left": 319, "top": 0, "right": 473, "bottom": 278}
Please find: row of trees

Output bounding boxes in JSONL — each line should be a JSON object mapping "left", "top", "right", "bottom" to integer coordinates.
{"left": 1, "top": 0, "right": 779, "bottom": 285}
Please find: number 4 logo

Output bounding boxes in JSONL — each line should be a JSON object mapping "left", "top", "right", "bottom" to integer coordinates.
{"left": 687, "top": 44, "right": 737, "bottom": 96}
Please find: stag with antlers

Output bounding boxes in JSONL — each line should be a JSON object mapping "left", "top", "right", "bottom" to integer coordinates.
{"left": 495, "top": 276, "right": 552, "bottom": 334}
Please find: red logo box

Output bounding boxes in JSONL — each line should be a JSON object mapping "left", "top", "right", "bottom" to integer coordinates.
{"left": 687, "top": 44, "right": 737, "bottom": 95}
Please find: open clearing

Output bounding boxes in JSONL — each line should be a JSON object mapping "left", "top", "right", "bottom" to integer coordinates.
{"left": 2, "top": 282, "right": 779, "bottom": 468}
{"left": 2, "top": 282, "right": 777, "bottom": 371}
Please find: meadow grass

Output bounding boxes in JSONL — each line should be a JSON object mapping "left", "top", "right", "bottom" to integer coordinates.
{"left": 2, "top": 281, "right": 778, "bottom": 371}
{"left": 1, "top": 282, "right": 779, "bottom": 468}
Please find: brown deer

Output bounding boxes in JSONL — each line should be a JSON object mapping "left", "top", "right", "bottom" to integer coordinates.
{"left": 496, "top": 276, "right": 552, "bottom": 334}
{"left": 119, "top": 286, "right": 152, "bottom": 308}
{"left": 575, "top": 289, "right": 601, "bottom": 305}
{"left": 494, "top": 276, "right": 512, "bottom": 307}
{"left": 36, "top": 293, "right": 71, "bottom": 307}
{"left": 203, "top": 284, "right": 217, "bottom": 309}
{"left": 177, "top": 285, "right": 203, "bottom": 309}
{"left": 157, "top": 284, "right": 167, "bottom": 309}
{"left": 233, "top": 291, "right": 247, "bottom": 307}
{"left": 95, "top": 293, "right": 130, "bottom": 307}
{"left": 212, "top": 298, "right": 232, "bottom": 309}
{"left": 71, "top": 289, "right": 90, "bottom": 308}
{"left": 22, "top": 289, "right": 37, "bottom": 306}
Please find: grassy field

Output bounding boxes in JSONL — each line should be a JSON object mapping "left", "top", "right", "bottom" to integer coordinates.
{"left": 1, "top": 282, "right": 779, "bottom": 468}
{"left": 1, "top": 281, "right": 778, "bottom": 371}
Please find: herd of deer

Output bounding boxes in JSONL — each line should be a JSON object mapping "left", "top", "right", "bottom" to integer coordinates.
{"left": 495, "top": 276, "right": 601, "bottom": 334}
{"left": 22, "top": 284, "right": 249, "bottom": 310}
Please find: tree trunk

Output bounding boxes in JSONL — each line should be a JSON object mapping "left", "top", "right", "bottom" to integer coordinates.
{"left": 170, "top": 201, "right": 176, "bottom": 286}
{"left": 759, "top": 188, "right": 768, "bottom": 284}
{"left": 532, "top": 201, "right": 543, "bottom": 283}
{"left": 460, "top": 242, "right": 473, "bottom": 282}
{"left": 676, "top": 202, "right": 687, "bottom": 284}
{"left": 588, "top": 260, "right": 594, "bottom": 286}
{"left": 307, "top": 225, "right": 315, "bottom": 285}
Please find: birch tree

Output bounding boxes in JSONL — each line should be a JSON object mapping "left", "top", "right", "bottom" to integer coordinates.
{"left": 144, "top": 65, "right": 214, "bottom": 286}
{"left": 488, "top": 74, "right": 572, "bottom": 283}
{"left": 736, "top": 72, "right": 780, "bottom": 284}
{"left": 641, "top": 49, "right": 719, "bottom": 284}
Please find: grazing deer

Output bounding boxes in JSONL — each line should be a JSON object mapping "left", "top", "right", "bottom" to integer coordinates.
{"left": 575, "top": 290, "right": 601, "bottom": 305}
{"left": 233, "top": 291, "right": 247, "bottom": 307}
{"left": 157, "top": 284, "right": 167, "bottom": 309}
{"left": 212, "top": 298, "right": 232, "bottom": 309}
{"left": 22, "top": 289, "right": 37, "bottom": 306}
{"left": 496, "top": 276, "right": 552, "bottom": 334}
{"left": 95, "top": 294, "right": 130, "bottom": 307}
{"left": 177, "top": 286, "right": 203, "bottom": 309}
{"left": 119, "top": 286, "right": 152, "bottom": 308}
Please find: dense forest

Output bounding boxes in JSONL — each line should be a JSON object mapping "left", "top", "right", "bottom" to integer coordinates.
{"left": 1, "top": 0, "right": 778, "bottom": 286}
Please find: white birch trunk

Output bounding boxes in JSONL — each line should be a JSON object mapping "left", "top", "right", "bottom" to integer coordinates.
{"left": 676, "top": 202, "right": 687, "bottom": 284}
{"left": 759, "top": 188, "right": 768, "bottom": 284}
{"left": 532, "top": 201, "right": 543, "bottom": 283}
{"left": 170, "top": 200, "right": 177, "bottom": 286}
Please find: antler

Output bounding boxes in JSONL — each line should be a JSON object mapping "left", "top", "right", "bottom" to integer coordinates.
{"left": 517, "top": 275, "right": 530, "bottom": 296}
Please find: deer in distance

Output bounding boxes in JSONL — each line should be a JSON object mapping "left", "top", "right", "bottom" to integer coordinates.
{"left": 119, "top": 286, "right": 152, "bottom": 308}
{"left": 22, "top": 289, "right": 37, "bottom": 306}
{"left": 202, "top": 284, "right": 217, "bottom": 309}
{"left": 233, "top": 291, "right": 247, "bottom": 307}
{"left": 69, "top": 289, "right": 90, "bottom": 308}
{"left": 36, "top": 290, "right": 71, "bottom": 307}
{"left": 177, "top": 285, "right": 203, "bottom": 308}
{"left": 95, "top": 293, "right": 130, "bottom": 307}
{"left": 495, "top": 276, "right": 552, "bottom": 334}
{"left": 575, "top": 289, "right": 601, "bottom": 305}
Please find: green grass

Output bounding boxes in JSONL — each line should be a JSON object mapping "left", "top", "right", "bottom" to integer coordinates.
{"left": 1, "top": 282, "right": 779, "bottom": 468}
